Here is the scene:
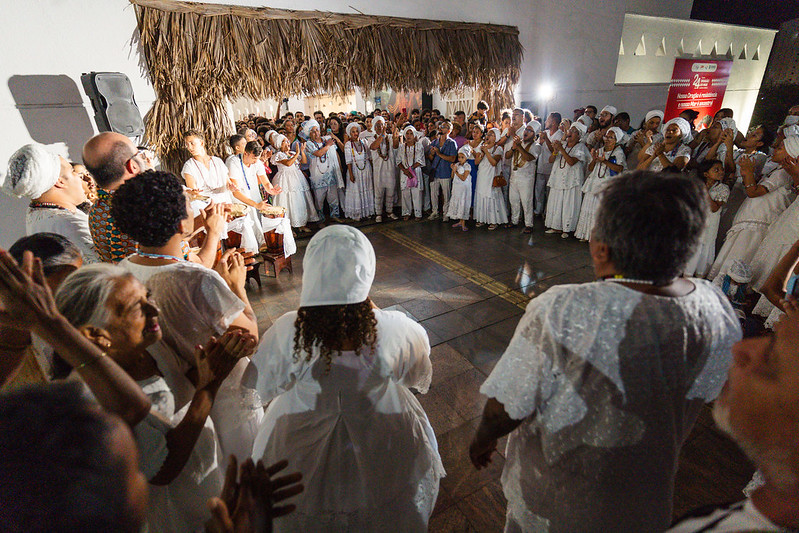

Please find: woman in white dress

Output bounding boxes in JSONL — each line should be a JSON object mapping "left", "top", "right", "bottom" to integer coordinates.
{"left": 271, "top": 134, "right": 319, "bottom": 232}
{"left": 343, "top": 123, "right": 376, "bottom": 221}
{"left": 636, "top": 117, "right": 692, "bottom": 172}
{"left": 709, "top": 137, "right": 799, "bottom": 282}
{"left": 685, "top": 160, "right": 730, "bottom": 277}
{"left": 546, "top": 122, "right": 590, "bottom": 238}
{"left": 575, "top": 127, "right": 627, "bottom": 241}
{"left": 447, "top": 145, "right": 473, "bottom": 231}
{"left": 473, "top": 127, "right": 508, "bottom": 230}
{"left": 251, "top": 225, "right": 444, "bottom": 533}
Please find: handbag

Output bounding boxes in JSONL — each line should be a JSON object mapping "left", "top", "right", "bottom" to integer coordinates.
{"left": 492, "top": 175, "right": 507, "bottom": 188}
{"left": 406, "top": 168, "right": 418, "bottom": 189}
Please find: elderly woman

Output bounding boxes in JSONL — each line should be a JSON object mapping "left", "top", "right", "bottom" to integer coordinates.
{"left": 470, "top": 171, "right": 741, "bottom": 533}
{"left": 343, "top": 122, "right": 376, "bottom": 221}
{"left": 473, "top": 127, "right": 508, "bottom": 230}
{"left": 251, "top": 225, "right": 444, "bottom": 532}
{"left": 637, "top": 117, "right": 692, "bottom": 171}
{"left": 545, "top": 122, "right": 591, "bottom": 238}
{"left": 3, "top": 143, "right": 99, "bottom": 263}
{"left": 304, "top": 120, "right": 344, "bottom": 223}
{"left": 54, "top": 263, "right": 256, "bottom": 532}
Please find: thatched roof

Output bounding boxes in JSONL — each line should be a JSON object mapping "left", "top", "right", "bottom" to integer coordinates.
{"left": 131, "top": 0, "right": 523, "bottom": 171}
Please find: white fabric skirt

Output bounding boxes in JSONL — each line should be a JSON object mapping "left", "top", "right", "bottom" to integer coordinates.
{"left": 344, "top": 167, "right": 375, "bottom": 220}
{"left": 447, "top": 178, "right": 472, "bottom": 220}
{"left": 708, "top": 223, "right": 768, "bottom": 282}
{"left": 574, "top": 192, "right": 600, "bottom": 240}
{"left": 545, "top": 186, "right": 582, "bottom": 232}
{"left": 473, "top": 184, "right": 508, "bottom": 224}
{"left": 273, "top": 167, "right": 319, "bottom": 228}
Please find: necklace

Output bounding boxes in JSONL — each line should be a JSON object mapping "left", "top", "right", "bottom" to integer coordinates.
{"left": 376, "top": 135, "right": 390, "bottom": 160}
{"left": 351, "top": 140, "right": 367, "bottom": 171}
{"left": 513, "top": 141, "right": 533, "bottom": 170}
{"left": 604, "top": 275, "right": 655, "bottom": 285}
{"left": 404, "top": 141, "right": 417, "bottom": 167}
{"left": 29, "top": 201, "right": 68, "bottom": 211}
{"left": 558, "top": 144, "right": 577, "bottom": 169}
{"left": 237, "top": 155, "right": 251, "bottom": 190}
{"left": 135, "top": 250, "right": 185, "bottom": 262}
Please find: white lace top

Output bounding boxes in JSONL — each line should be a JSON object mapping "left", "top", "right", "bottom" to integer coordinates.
{"left": 481, "top": 280, "right": 741, "bottom": 532}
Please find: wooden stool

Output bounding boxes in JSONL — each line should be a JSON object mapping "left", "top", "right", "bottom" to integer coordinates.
{"left": 262, "top": 252, "right": 292, "bottom": 279}
{"left": 246, "top": 256, "right": 263, "bottom": 289}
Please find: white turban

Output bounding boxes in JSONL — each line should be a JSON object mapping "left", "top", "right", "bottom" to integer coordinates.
{"left": 783, "top": 115, "right": 799, "bottom": 127}
{"left": 601, "top": 105, "right": 617, "bottom": 116}
{"left": 487, "top": 128, "right": 502, "bottom": 143}
{"left": 300, "top": 225, "right": 376, "bottom": 307}
{"left": 302, "top": 119, "right": 320, "bottom": 138}
{"left": 571, "top": 122, "right": 588, "bottom": 139}
{"left": 645, "top": 110, "right": 665, "bottom": 123}
{"left": 785, "top": 135, "right": 799, "bottom": 159}
{"left": 372, "top": 116, "right": 385, "bottom": 130}
{"left": 273, "top": 134, "right": 288, "bottom": 150}
{"left": 266, "top": 130, "right": 279, "bottom": 146}
{"left": 577, "top": 114, "right": 593, "bottom": 127}
{"left": 2, "top": 142, "right": 68, "bottom": 199}
{"left": 718, "top": 117, "right": 737, "bottom": 135}
{"left": 606, "top": 127, "right": 627, "bottom": 145}
{"left": 783, "top": 125, "right": 799, "bottom": 138}
{"left": 345, "top": 122, "right": 361, "bottom": 138}
{"left": 458, "top": 145, "right": 472, "bottom": 157}
{"left": 402, "top": 125, "right": 418, "bottom": 139}
{"left": 524, "top": 120, "right": 542, "bottom": 135}
{"left": 662, "top": 117, "right": 692, "bottom": 143}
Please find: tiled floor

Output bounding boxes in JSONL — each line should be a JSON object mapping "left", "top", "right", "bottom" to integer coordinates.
{"left": 247, "top": 217, "right": 754, "bottom": 532}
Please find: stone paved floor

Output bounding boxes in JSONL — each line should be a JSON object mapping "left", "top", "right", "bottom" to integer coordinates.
{"left": 247, "top": 217, "right": 754, "bottom": 533}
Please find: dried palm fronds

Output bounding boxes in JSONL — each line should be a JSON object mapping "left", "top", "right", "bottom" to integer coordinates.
{"left": 131, "top": 0, "right": 523, "bottom": 171}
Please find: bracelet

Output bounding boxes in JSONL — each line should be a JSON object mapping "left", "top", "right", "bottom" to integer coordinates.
{"left": 745, "top": 183, "right": 757, "bottom": 189}
{"left": 74, "top": 352, "right": 107, "bottom": 371}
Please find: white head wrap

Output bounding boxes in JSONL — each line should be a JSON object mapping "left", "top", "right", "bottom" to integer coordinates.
{"left": 300, "top": 225, "right": 375, "bottom": 307}
{"left": 601, "top": 105, "right": 617, "bottom": 116}
{"left": 458, "top": 145, "right": 472, "bottom": 157}
{"left": 718, "top": 117, "right": 737, "bottom": 135}
{"left": 487, "top": 127, "right": 502, "bottom": 143}
{"left": 302, "top": 119, "right": 320, "bottom": 138}
{"left": 273, "top": 134, "right": 288, "bottom": 150}
{"left": 783, "top": 115, "right": 799, "bottom": 127}
{"left": 662, "top": 117, "right": 692, "bottom": 144}
{"left": 372, "top": 116, "right": 386, "bottom": 131}
{"left": 266, "top": 130, "right": 279, "bottom": 145}
{"left": 783, "top": 125, "right": 799, "bottom": 138}
{"left": 2, "top": 142, "right": 68, "bottom": 199}
{"left": 402, "top": 125, "right": 418, "bottom": 140}
{"left": 524, "top": 120, "right": 542, "bottom": 136}
{"left": 606, "top": 127, "right": 627, "bottom": 145}
{"left": 645, "top": 110, "right": 665, "bottom": 123}
{"left": 784, "top": 135, "right": 799, "bottom": 158}
{"left": 571, "top": 122, "right": 588, "bottom": 139}
{"left": 577, "top": 114, "right": 593, "bottom": 127}
{"left": 345, "top": 122, "right": 360, "bottom": 137}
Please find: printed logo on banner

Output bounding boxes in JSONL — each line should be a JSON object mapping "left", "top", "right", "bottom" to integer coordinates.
{"left": 664, "top": 59, "right": 732, "bottom": 131}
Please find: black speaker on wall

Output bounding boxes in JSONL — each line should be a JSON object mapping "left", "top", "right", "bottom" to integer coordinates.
{"left": 80, "top": 72, "right": 144, "bottom": 137}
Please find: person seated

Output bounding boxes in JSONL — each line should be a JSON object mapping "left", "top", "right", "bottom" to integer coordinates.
{"left": 469, "top": 171, "right": 742, "bottom": 532}
{"left": 250, "top": 225, "right": 444, "bottom": 532}
{"left": 667, "top": 305, "right": 799, "bottom": 531}
{"left": 3, "top": 143, "right": 99, "bottom": 263}
{"left": 111, "top": 170, "right": 263, "bottom": 465}
{"left": 55, "top": 263, "right": 256, "bottom": 532}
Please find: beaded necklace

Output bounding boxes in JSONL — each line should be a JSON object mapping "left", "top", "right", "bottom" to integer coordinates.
{"left": 308, "top": 138, "right": 333, "bottom": 172}
{"left": 375, "top": 135, "right": 390, "bottom": 161}
{"left": 512, "top": 141, "right": 534, "bottom": 171}
{"left": 29, "top": 201, "right": 69, "bottom": 211}
{"left": 135, "top": 250, "right": 185, "bottom": 262}
{"left": 404, "top": 140, "right": 417, "bottom": 168}
{"left": 603, "top": 275, "right": 655, "bottom": 285}
{"left": 558, "top": 144, "right": 578, "bottom": 169}
{"left": 350, "top": 140, "right": 367, "bottom": 171}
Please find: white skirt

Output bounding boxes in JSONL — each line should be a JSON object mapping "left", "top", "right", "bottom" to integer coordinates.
{"left": 273, "top": 166, "right": 320, "bottom": 228}
{"left": 473, "top": 184, "right": 508, "bottom": 224}
{"left": 447, "top": 178, "right": 472, "bottom": 220}
{"left": 545, "top": 186, "right": 582, "bottom": 232}
{"left": 574, "top": 191, "right": 600, "bottom": 240}
{"left": 708, "top": 223, "right": 768, "bottom": 282}
{"left": 344, "top": 166, "right": 375, "bottom": 220}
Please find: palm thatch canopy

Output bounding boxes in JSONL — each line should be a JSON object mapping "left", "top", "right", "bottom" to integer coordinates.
{"left": 131, "top": 0, "right": 523, "bottom": 171}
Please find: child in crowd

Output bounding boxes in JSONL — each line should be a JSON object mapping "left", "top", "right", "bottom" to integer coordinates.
{"left": 448, "top": 146, "right": 473, "bottom": 231}
{"left": 685, "top": 159, "right": 729, "bottom": 277}
{"left": 271, "top": 134, "right": 319, "bottom": 233}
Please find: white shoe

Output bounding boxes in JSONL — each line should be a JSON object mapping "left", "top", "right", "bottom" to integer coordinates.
{"left": 388, "top": 213, "right": 399, "bottom": 220}
{"left": 545, "top": 229, "right": 559, "bottom": 234}
{"left": 428, "top": 213, "right": 439, "bottom": 220}
{"left": 561, "top": 232, "right": 569, "bottom": 239}
{"left": 375, "top": 215, "right": 383, "bottom": 223}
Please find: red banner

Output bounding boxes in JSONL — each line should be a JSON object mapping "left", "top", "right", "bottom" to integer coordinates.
{"left": 664, "top": 59, "right": 732, "bottom": 131}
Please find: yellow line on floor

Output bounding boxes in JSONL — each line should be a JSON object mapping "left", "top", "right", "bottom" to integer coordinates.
{"left": 379, "top": 228, "right": 530, "bottom": 310}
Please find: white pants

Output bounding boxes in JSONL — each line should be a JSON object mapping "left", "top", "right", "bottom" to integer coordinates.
{"left": 402, "top": 188, "right": 423, "bottom": 217}
{"left": 509, "top": 177, "right": 535, "bottom": 227}
{"left": 422, "top": 174, "right": 431, "bottom": 211}
{"left": 430, "top": 178, "right": 451, "bottom": 216}
{"left": 311, "top": 182, "right": 340, "bottom": 220}
{"left": 534, "top": 172, "right": 550, "bottom": 216}
{"left": 375, "top": 184, "right": 396, "bottom": 215}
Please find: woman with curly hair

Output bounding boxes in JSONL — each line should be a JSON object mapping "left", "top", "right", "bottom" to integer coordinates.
{"left": 251, "top": 225, "right": 444, "bottom": 532}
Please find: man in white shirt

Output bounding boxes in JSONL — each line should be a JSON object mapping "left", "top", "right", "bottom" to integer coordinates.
{"left": 668, "top": 304, "right": 799, "bottom": 532}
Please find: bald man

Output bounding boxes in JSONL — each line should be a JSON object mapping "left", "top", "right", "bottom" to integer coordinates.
{"left": 82, "top": 132, "right": 149, "bottom": 262}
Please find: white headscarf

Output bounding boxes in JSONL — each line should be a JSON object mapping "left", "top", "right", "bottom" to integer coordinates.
{"left": 571, "top": 122, "right": 588, "bottom": 140}
{"left": 718, "top": 117, "right": 737, "bottom": 136}
{"left": 783, "top": 125, "right": 799, "bottom": 138}
{"left": 402, "top": 125, "right": 418, "bottom": 141}
{"left": 606, "top": 127, "right": 627, "bottom": 145}
{"left": 784, "top": 135, "right": 799, "bottom": 158}
{"left": 458, "top": 145, "right": 472, "bottom": 158}
{"left": 273, "top": 134, "right": 288, "bottom": 151}
{"left": 783, "top": 115, "right": 799, "bottom": 127}
{"left": 2, "top": 142, "right": 68, "bottom": 199}
{"left": 577, "top": 114, "right": 593, "bottom": 127}
{"left": 345, "top": 122, "right": 360, "bottom": 138}
{"left": 645, "top": 110, "right": 665, "bottom": 123}
{"left": 266, "top": 130, "right": 279, "bottom": 146}
{"left": 524, "top": 120, "right": 542, "bottom": 136}
{"left": 601, "top": 105, "right": 617, "bottom": 116}
{"left": 300, "top": 225, "right": 376, "bottom": 307}
{"left": 372, "top": 115, "right": 386, "bottom": 131}
{"left": 302, "top": 119, "right": 320, "bottom": 138}
{"left": 662, "top": 117, "right": 692, "bottom": 144}
{"left": 487, "top": 127, "right": 502, "bottom": 143}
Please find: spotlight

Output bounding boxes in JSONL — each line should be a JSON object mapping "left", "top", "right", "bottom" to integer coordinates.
{"left": 538, "top": 83, "right": 554, "bottom": 101}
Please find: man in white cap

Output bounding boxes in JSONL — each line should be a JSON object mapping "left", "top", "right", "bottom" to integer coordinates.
{"left": 506, "top": 120, "right": 541, "bottom": 233}
{"left": 3, "top": 143, "right": 99, "bottom": 263}
{"left": 585, "top": 105, "right": 617, "bottom": 149}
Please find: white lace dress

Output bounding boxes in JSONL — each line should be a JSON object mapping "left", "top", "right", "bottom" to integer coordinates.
{"left": 546, "top": 143, "right": 590, "bottom": 232}
{"left": 447, "top": 163, "right": 472, "bottom": 220}
{"left": 574, "top": 146, "right": 626, "bottom": 240}
{"left": 685, "top": 182, "right": 731, "bottom": 278}
{"left": 271, "top": 151, "right": 320, "bottom": 228}
{"left": 473, "top": 145, "right": 508, "bottom": 224}
{"left": 250, "top": 309, "right": 444, "bottom": 533}
{"left": 481, "top": 281, "right": 741, "bottom": 533}
{"left": 709, "top": 168, "right": 795, "bottom": 282}
{"left": 343, "top": 139, "right": 376, "bottom": 220}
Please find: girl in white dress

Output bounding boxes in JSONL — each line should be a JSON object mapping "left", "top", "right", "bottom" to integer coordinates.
{"left": 546, "top": 122, "right": 591, "bottom": 238}
{"left": 447, "top": 145, "right": 473, "bottom": 231}
{"left": 685, "top": 160, "right": 730, "bottom": 277}
{"left": 271, "top": 134, "right": 319, "bottom": 232}
{"left": 709, "top": 137, "right": 799, "bottom": 282}
{"left": 398, "top": 126, "right": 425, "bottom": 220}
{"left": 636, "top": 117, "right": 692, "bottom": 172}
{"left": 251, "top": 226, "right": 444, "bottom": 533}
{"left": 343, "top": 123, "right": 376, "bottom": 221}
{"left": 575, "top": 127, "right": 628, "bottom": 241}
{"left": 473, "top": 127, "right": 508, "bottom": 230}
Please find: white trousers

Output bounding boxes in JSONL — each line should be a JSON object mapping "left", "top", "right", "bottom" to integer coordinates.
{"left": 312, "top": 182, "right": 340, "bottom": 219}
{"left": 401, "top": 188, "right": 423, "bottom": 217}
{"left": 375, "top": 184, "right": 396, "bottom": 215}
{"left": 430, "top": 178, "right": 451, "bottom": 216}
{"left": 534, "top": 172, "right": 550, "bottom": 216}
{"left": 422, "top": 174, "right": 431, "bottom": 211}
{"left": 509, "top": 177, "right": 535, "bottom": 227}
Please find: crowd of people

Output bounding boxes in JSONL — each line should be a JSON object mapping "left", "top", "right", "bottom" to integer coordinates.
{"left": 0, "top": 96, "right": 799, "bottom": 533}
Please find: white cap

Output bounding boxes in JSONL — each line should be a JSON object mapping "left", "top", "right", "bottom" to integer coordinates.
{"left": 606, "top": 127, "right": 627, "bottom": 145}
{"left": 645, "top": 110, "right": 664, "bottom": 122}
{"left": 2, "top": 142, "right": 68, "bottom": 199}
{"left": 601, "top": 105, "right": 617, "bottom": 116}
{"left": 300, "top": 225, "right": 376, "bottom": 307}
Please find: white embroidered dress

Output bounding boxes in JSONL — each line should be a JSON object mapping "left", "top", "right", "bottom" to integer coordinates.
{"left": 251, "top": 309, "right": 444, "bottom": 533}
{"left": 447, "top": 163, "right": 472, "bottom": 220}
{"left": 343, "top": 139, "right": 376, "bottom": 220}
{"left": 685, "top": 182, "right": 731, "bottom": 278}
{"left": 271, "top": 151, "right": 320, "bottom": 228}
{"left": 574, "top": 146, "right": 626, "bottom": 240}
{"left": 545, "top": 143, "right": 590, "bottom": 232}
{"left": 481, "top": 281, "right": 741, "bottom": 533}
{"left": 474, "top": 145, "right": 509, "bottom": 224}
